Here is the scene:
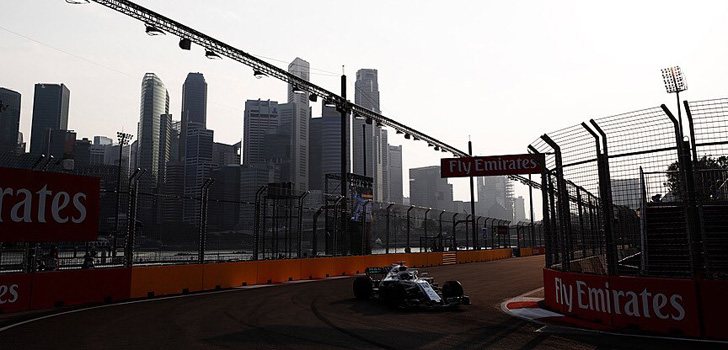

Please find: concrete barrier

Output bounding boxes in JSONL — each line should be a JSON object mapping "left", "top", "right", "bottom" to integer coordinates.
{"left": 130, "top": 264, "right": 204, "bottom": 298}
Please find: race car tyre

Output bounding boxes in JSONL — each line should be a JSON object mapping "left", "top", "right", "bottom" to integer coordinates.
{"left": 442, "top": 280, "right": 464, "bottom": 298}
{"left": 353, "top": 276, "right": 374, "bottom": 300}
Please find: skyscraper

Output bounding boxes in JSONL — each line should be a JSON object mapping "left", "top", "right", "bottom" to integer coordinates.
{"left": 514, "top": 196, "right": 527, "bottom": 223}
{"left": 286, "top": 58, "right": 311, "bottom": 191}
{"left": 477, "top": 176, "right": 514, "bottom": 221}
{"left": 243, "top": 99, "right": 279, "bottom": 165}
{"left": 183, "top": 127, "right": 214, "bottom": 223}
{"left": 30, "top": 83, "right": 70, "bottom": 155}
{"left": 309, "top": 117, "right": 323, "bottom": 190}
{"left": 0, "top": 88, "right": 21, "bottom": 154}
{"left": 353, "top": 69, "right": 389, "bottom": 201}
{"left": 180, "top": 73, "right": 207, "bottom": 161}
{"left": 387, "top": 145, "right": 403, "bottom": 204}
{"left": 320, "top": 105, "right": 350, "bottom": 190}
{"left": 136, "top": 73, "right": 170, "bottom": 190}
{"left": 409, "top": 166, "right": 453, "bottom": 212}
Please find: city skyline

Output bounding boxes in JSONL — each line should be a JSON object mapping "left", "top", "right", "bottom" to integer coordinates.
{"left": 7, "top": 1, "right": 728, "bottom": 203}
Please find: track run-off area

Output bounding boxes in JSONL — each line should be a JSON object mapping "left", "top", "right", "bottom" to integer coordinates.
{"left": 0, "top": 255, "right": 720, "bottom": 350}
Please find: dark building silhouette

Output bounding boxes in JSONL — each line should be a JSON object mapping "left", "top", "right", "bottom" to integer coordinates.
{"left": 74, "top": 137, "right": 92, "bottom": 167}
{"left": 0, "top": 87, "right": 21, "bottom": 154}
{"left": 212, "top": 141, "right": 240, "bottom": 167}
{"left": 180, "top": 73, "right": 207, "bottom": 161}
{"left": 30, "top": 84, "right": 70, "bottom": 155}
{"left": 47, "top": 129, "right": 76, "bottom": 160}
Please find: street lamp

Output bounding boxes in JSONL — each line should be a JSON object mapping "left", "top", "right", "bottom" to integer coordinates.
{"left": 661, "top": 66, "right": 688, "bottom": 137}
{"left": 113, "top": 132, "right": 133, "bottom": 258}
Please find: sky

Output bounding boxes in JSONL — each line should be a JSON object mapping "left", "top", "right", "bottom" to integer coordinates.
{"left": 3, "top": 0, "right": 728, "bottom": 218}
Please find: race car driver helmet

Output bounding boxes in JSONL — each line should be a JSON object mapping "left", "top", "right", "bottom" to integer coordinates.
{"left": 398, "top": 271, "right": 415, "bottom": 280}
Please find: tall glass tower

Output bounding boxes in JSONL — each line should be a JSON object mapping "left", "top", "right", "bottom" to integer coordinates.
{"left": 180, "top": 72, "right": 208, "bottom": 160}
{"left": 0, "top": 87, "right": 21, "bottom": 154}
{"left": 29, "top": 83, "right": 70, "bottom": 155}
{"left": 137, "top": 73, "right": 170, "bottom": 189}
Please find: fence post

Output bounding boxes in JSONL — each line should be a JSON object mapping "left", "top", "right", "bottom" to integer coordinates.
{"left": 575, "top": 186, "right": 586, "bottom": 259}
{"left": 661, "top": 104, "right": 702, "bottom": 276}
{"left": 297, "top": 191, "right": 309, "bottom": 258}
{"left": 541, "top": 135, "right": 572, "bottom": 271}
{"left": 465, "top": 214, "right": 471, "bottom": 250}
{"left": 198, "top": 178, "right": 214, "bottom": 264}
{"left": 406, "top": 206, "right": 414, "bottom": 253}
{"left": 253, "top": 186, "right": 266, "bottom": 261}
{"left": 386, "top": 204, "right": 395, "bottom": 254}
{"left": 473, "top": 216, "right": 483, "bottom": 250}
{"left": 423, "top": 208, "right": 431, "bottom": 252}
{"left": 361, "top": 201, "right": 371, "bottom": 255}
{"left": 452, "top": 212, "right": 458, "bottom": 251}
{"left": 586, "top": 120, "right": 617, "bottom": 275}
{"left": 124, "top": 169, "right": 143, "bottom": 268}
{"left": 529, "top": 145, "right": 552, "bottom": 266}
{"left": 439, "top": 210, "right": 446, "bottom": 251}
{"left": 683, "top": 101, "right": 700, "bottom": 165}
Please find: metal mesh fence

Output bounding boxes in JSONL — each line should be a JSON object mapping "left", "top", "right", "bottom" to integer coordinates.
{"left": 0, "top": 152, "right": 546, "bottom": 272}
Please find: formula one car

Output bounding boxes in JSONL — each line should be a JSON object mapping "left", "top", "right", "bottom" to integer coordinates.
{"left": 352, "top": 264, "right": 470, "bottom": 309}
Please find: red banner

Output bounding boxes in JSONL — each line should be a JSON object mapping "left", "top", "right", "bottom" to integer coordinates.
{"left": 543, "top": 269, "right": 701, "bottom": 338}
{"left": 0, "top": 273, "right": 32, "bottom": 314}
{"left": 0, "top": 167, "right": 100, "bottom": 242}
{"left": 441, "top": 153, "right": 544, "bottom": 178}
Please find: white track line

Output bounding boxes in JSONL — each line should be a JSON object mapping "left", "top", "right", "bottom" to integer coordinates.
{"left": 0, "top": 276, "right": 353, "bottom": 334}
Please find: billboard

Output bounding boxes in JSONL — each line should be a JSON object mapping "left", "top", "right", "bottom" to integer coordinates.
{"left": 440, "top": 153, "right": 544, "bottom": 178}
{"left": 0, "top": 167, "right": 100, "bottom": 242}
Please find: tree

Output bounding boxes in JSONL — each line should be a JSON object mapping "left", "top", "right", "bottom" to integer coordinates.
{"left": 664, "top": 155, "right": 728, "bottom": 201}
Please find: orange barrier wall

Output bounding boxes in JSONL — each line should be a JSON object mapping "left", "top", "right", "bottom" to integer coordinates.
{"left": 520, "top": 248, "right": 534, "bottom": 257}
{"left": 456, "top": 249, "right": 513, "bottom": 263}
{"left": 0, "top": 250, "right": 526, "bottom": 315}
{"left": 130, "top": 264, "right": 204, "bottom": 298}
{"left": 202, "top": 261, "right": 257, "bottom": 290}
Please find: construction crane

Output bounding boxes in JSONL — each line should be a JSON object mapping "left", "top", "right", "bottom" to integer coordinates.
{"left": 64, "top": 0, "right": 542, "bottom": 190}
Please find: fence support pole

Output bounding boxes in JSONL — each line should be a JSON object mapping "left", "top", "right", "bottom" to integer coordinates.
{"left": 406, "top": 206, "right": 414, "bottom": 253}
{"left": 297, "top": 191, "right": 309, "bottom": 258}
{"left": 386, "top": 204, "right": 395, "bottom": 254}
{"left": 529, "top": 145, "right": 552, "bottom": 265}
{"left": 541, "top": 135, "right": 572, "bottom": 271}
{"left": 452, "top": 213, "right": 458, "bottom": 251}
{"left": 661, "top": 104, "right": 702, "bottom": 276}
{"left": 587, "top": 120, "right": 617, "bottom": 275}
{"left": 423, "top": 208, "right": 431, "bottom": 252}
{"left": 198, "top": 178, "right": 214, "bottom": 264}
{"left": 124, "top": 169, "right": 143, "bottom": 268}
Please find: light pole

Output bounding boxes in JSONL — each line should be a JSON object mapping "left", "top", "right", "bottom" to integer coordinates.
{"left": 661, "top": 66, "right": 688, "bottom": 137}
{"left": 113, "top": 132, "right": 133, "bottom": 258}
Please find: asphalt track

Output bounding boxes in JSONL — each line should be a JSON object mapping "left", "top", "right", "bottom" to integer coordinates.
{"left": 0, "top": 255, "right": 723, "bottom": 349}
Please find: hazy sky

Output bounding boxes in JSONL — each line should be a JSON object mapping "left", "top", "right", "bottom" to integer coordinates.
{"left": 3, "top": 0, "right": 728, "bottom": 209}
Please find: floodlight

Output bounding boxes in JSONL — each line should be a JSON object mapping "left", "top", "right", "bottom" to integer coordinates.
{"left": 253, "top": 70, "right": 266, "bottom": 79}
{"left": 179, "top": 38, "right": 191, "bottom": 50}
{"left": 205, "top": 50, "right": 221, "bottom": 59}
{"left": 661, "top": 66, "right": 687, "bottom": 93}
{"left": 145, "top": 25, "right": 164, "bottom": 36}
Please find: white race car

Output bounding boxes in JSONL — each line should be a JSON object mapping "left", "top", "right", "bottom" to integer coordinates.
{"left": 353, "top": 264, "right": 470, "bottom": 309}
